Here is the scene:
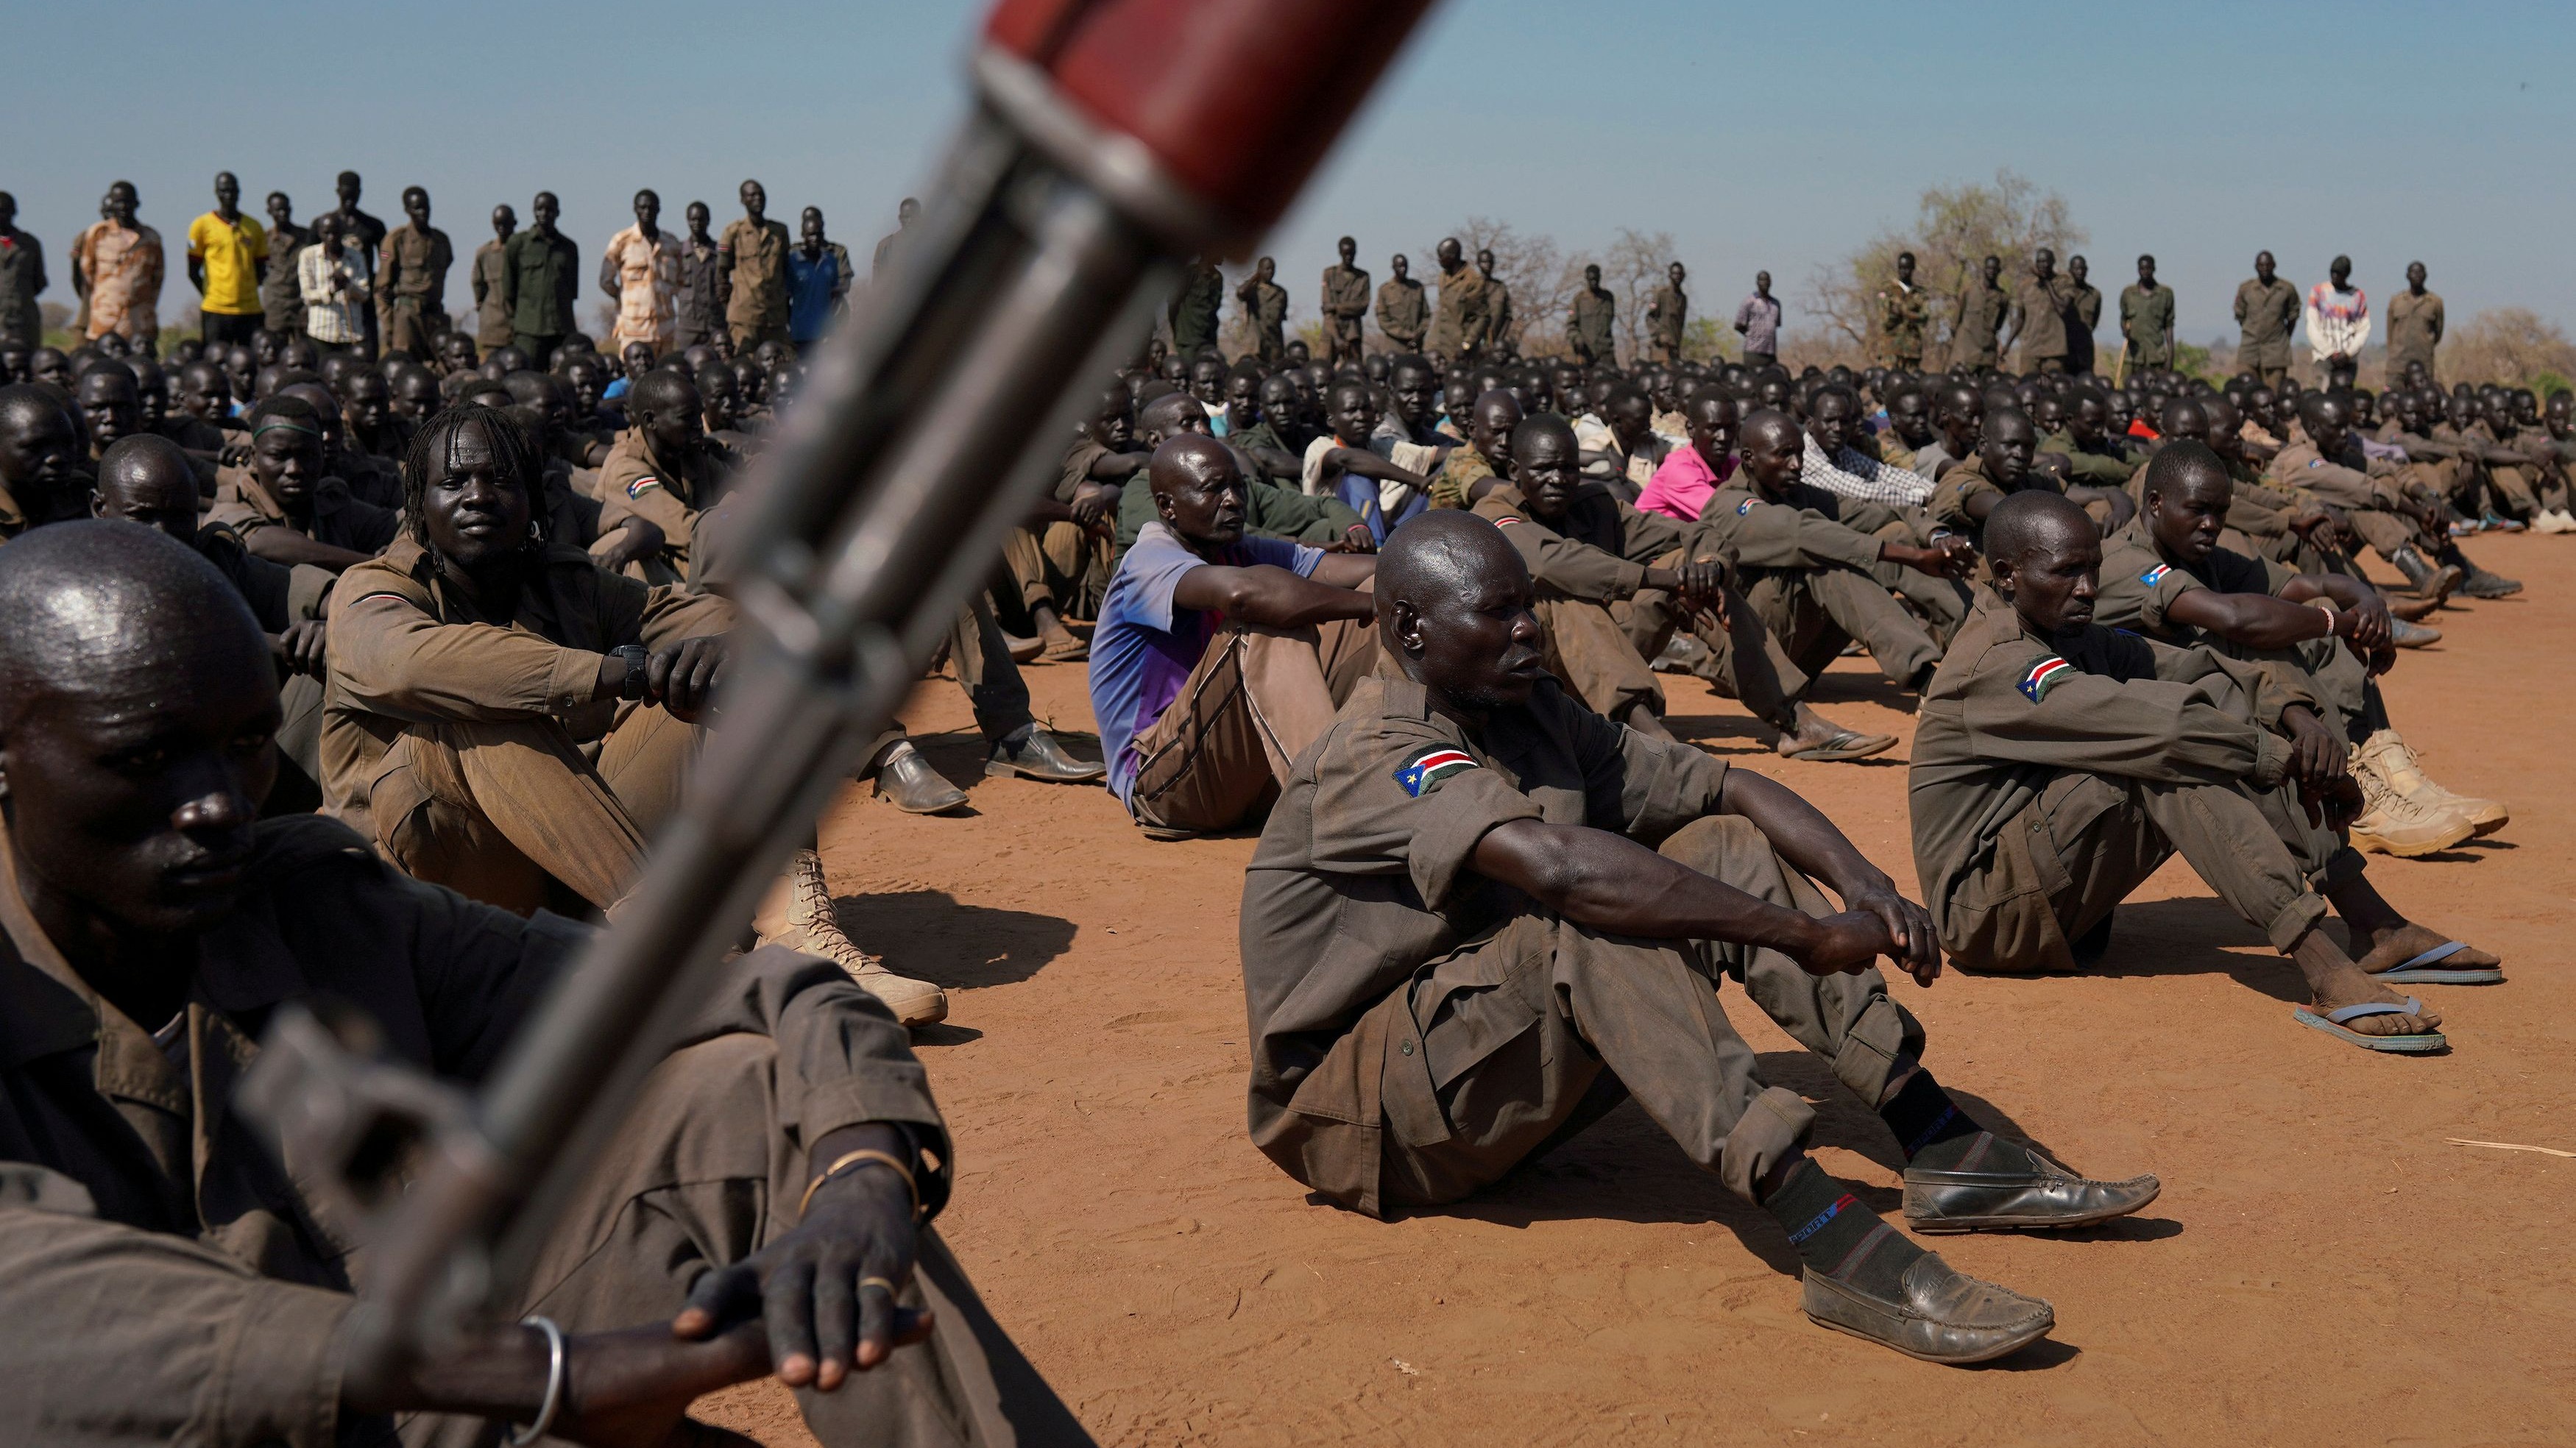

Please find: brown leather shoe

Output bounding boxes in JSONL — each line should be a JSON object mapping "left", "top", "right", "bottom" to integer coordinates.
{"left": 1800, "top": 1254, "right": 2055, "bottom": 1365}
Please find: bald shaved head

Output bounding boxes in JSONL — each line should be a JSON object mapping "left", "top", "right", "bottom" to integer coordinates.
{"left": 1377, "top": 511, "right": 1544, "bottom": 714}
{"left": 93, "top": 434, "right": 202, "bottom": 545}
{"left": 0, "top": 522, "right": 278, "bottom": 946}
{"left": 1377, "top": 509, "right": 1519, "bottom": 625}
{"left": 1984, "top": 489, "right": 2094, "bottom": 572}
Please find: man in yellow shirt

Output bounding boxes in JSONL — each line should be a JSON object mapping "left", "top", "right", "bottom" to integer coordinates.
{"left": 185, "top": 171, "right": 267, "bottom": 349}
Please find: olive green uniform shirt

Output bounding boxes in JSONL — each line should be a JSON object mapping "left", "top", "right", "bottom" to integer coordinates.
{"left": 718, "top": 217, "right": 792, "bottom": 332}
{"left": 2234, "top": 277, "right": 2299, "bottom": 369}
{"left": 1570, "top": 285, "right": 1618, "bottom": 363}
{"left": 2119, "top": 283, "right": 2175, "bottom": 369}
{"left": 1375, "top": 274, "right": 1427, "bottom": 347}
{"left": 500, "top": 227, "right": 580, "bottom": 338}
{"left": 1950, "top": 282, "right": 2008, "bottom": 369}
{"left": 2385, "top": 289, "right": 2445, "bottom": 376}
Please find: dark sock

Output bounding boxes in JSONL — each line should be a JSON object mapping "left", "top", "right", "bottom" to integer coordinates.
{"left": 1762, "top": 1158, "right": 1917, "bottom": 1296}
{"left": 1878, "top": 1069, "right": 1982, "bottom": 1163}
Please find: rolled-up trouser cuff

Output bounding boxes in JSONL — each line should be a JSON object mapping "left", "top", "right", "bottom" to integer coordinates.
{"left": 1718, "top": 1085, "right": 1815, "bottom": 1203}
{"left": 2263, "top": 890, "right": 2332, "bottom": 953}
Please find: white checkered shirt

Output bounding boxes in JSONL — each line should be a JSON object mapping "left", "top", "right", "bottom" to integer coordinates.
{"left": 1800, "top": 436, "right": 1933, "bottom": 507}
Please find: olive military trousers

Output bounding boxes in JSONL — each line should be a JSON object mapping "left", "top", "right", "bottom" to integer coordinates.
{"left": 403, "top": 1033, "right": 1094, "bottom": 1448}
{"left": 1367, "top": 815, "right": 1923, "bottom": 1210}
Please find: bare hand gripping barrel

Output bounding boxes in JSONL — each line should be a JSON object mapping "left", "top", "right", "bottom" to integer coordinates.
{"left": 238, "top": 0, "right": 1442, "bottom": 1391}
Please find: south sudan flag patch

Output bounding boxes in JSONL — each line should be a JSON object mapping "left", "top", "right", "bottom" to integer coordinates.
{"left": 2140, "top": 563, "right": 2171, "bottom": 586}
{"left": 1395, "top": 745, "right": 1479, "bottom": 798}
{"left": 626, "top": 474, "right": 664, "bottom": 500}
{"left": 2018, "top": 655, "right": 2073, "bottom": 703}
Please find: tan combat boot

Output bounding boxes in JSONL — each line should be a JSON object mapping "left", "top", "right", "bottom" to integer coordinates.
{"left": 2354, "top": 728, "right": 2507, "bottom": 837}
{"left": 2345, "top": 752, "right": 2474, "bottom": 857}
{"left": 756, "top": 850, "right": 949, "bottom": 1026}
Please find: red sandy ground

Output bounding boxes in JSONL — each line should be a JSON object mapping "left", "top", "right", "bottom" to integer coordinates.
{"left": 695, "top": 533, "right": 2575, "bottom": 1446}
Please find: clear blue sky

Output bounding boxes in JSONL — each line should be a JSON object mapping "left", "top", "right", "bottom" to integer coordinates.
{"left": 11, "top": 0, "right": 2570, "bottom": 345}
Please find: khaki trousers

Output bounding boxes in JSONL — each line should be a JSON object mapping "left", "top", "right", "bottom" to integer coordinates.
{"left": 1740, "top": 563, "right": 1943, "bottom": 689}
{"left": 1128, "top": 616, "right": 1379, "bottom": 833}
{"left": 862, "top": 599, "right": 1041, "bottom": 764}
{"left": 1370, "top": 816, "right": 1922, "bottom": 1210}
{"left": 1941, "top": 768, "right": 2366, "bottom": 976}
{"left": 369, "top": 703, "right": 699, "bottom": 915}
{"left": 403, "top": 1034, "right": 1094, "bottom": 1448}
{"left": 1000, "top": 522, "right": 1109, "bottom": 622}
{"left": 731, "top": 318, "right": 792, "bottom": 354}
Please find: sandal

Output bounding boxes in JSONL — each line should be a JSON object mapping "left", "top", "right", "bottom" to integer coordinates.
{"left": 2292, "top": 998, "right": 2446, "bottom": 1054}
{"left": 2371, "top": 940, "right": 2502, "bottom": 985}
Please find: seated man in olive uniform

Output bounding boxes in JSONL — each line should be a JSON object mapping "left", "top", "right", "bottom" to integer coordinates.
{"left": 93, "top": 434, "right": 334, "bottom": 810}
{"left": 323, "top": 404, "right": 949, "bottom": 1025}
{"left": 0, "top": 520, "right": 1087, "bottom": 1447}
{"left": 596, "top": 366, "right": 731, "bottom": 583}
{"left": 1469, "top": 412, "right": 1895, "bottom": 762}
{"left": 2269, "top": 391, "right": 2503, "bottom": 601}
{"left": 1910, "top": 491, "right": 2496, "bottom": 1054}
{"left": 2096, "top": 442, "right": 2504, "bottom": 859}
{"left": 1699, "top": 408, "right": 1969, "bottom": 696}
{"left": 208, "top": 394, "right": 403, "bottom": 571}
{"left": 1242, "top": 511, "right": 2156, "bottom": 1366}
{"left": 1930, "top": 406, "right": 2131, "bottom": 556}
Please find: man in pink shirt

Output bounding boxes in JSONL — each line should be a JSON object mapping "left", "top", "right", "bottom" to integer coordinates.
{"left": 1635, "top": 389, "right": 1739, "bottom": 522}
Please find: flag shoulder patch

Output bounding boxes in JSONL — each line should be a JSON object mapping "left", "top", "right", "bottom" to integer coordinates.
{"left": 2139, "top": 563, "right": 2171, "bottom": 586}
{"left": 626, "top": 475, "right": 664, "bottom": 500}
{"left": 1492, "top": 514, "right": 1522, "bottom": 526}
{"left": 1393, "top": 745, "right": 1479, "bottom": 798}
{"left": 2017, "top": 655, "right": 2073, "bottom": 703}
{"left": 1735, "top": 497, "right": 1758, "bottom": 515}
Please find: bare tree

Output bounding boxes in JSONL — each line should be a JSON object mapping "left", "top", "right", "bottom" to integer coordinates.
{"left": 1426, "top": 219, "right": 1595, "bottom": 358}
{"left": 2441, "top": 308, "right": 2576, "bottom": 391}
{"left": 1602, "top": 227, "right": 1677, "bottom": 368}
{"left": 1807, "top": 170, "right": 2085, "bottom": 367}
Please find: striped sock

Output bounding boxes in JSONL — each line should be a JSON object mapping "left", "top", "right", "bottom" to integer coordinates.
{"left": 1761, "top": 1158, "right": 1919, "bottom": 1296}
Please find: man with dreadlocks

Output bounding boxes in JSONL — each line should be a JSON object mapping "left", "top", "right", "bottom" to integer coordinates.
{"left": 322, "top": 404, "right": 950, "bottom": 1024}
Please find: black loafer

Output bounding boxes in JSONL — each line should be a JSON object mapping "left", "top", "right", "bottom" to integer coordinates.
{"left": 985, "top": 725, "right": 1106, "bottom": 783}
{"left": 1904, "top": 1146, "right": 2160, "bottom": 1234}
{"left": 874, "top": 745, "right": 969, "bottom": 814}
{"left": 1800, "top": 1252, "right": 2054, "bottom": 1365}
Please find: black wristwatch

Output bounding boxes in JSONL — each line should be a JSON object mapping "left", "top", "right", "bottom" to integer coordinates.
{"left": 612, "top": 644, "right": 650, "bottom": 700}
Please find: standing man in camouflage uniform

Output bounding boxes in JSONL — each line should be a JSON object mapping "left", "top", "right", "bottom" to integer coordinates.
{"left": 72, "top": 181, "right": 165, "bottom": 350}
{"left": 470, "top": 203, "right": 517, "bottom": 353}
{"left": 2385, "top": 261, "right": 2444, "bottom": 386}
{"left": 1320, "top": 235, "right": 1370, "bottom": 368}
{"left": 2234, "top": 250, "right": 2298, "bottom": 389}
{"left": 0, "top": 193, "right": 49, "bottom": 351}
{"left": 2064, "top": 255, "right": 2102, "bottom": 376}
{"left": 1375, "top": 252, "right": 1426, "bottom": 354}
{"left": 1948, "top": 255, "right": 2008, "bottom": 372}
{"left": 601, "top": 188, "right": 682, "bottom": 358}
{"left": 1878, "top": 251, "right": 1927, "bottom": 371}
{"left": 1569, "top": 261, "right": 1617, "bottom": 367}
{"left": 2004, "top": 247, "right": 2074, "bottom": 375}
{"left": 1168, "top": 258, "right": 1222, "bottom": 359}
{"left": 673, "top": 200, "right": 729, "bottom": 353}
{"left": 1427, "top": 237, "right": 1487, "bottom": 359}
{"left": 718, "top": 180, "right": 792, "bottom": 355}
{"left": 2120, "top": 254, "right": 2175, "bottom": 377}
{"left": 1234, "top": 255, "right": 1288, "bottom": 365}
{"left": 376, "top": 185, "right": 453, "bottom": 362}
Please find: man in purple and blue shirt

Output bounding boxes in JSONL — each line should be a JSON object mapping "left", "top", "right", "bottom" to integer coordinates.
{"left": 1090, "top": 434, "right": 1379, "bottom": 838}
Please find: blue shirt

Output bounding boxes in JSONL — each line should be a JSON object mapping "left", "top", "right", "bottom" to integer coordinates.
{"left": 1087, "top": 522, "right": 1323, "bottom": 806}
{"left": 785, "top": 246, "right": 840, "bottom": 343}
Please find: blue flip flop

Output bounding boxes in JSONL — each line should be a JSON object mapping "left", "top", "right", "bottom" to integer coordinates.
{"left": 2293, "top": 998, "right": 2446, "bottom": 1054}
{"left": 2373, "top": 940, "right": 2503, "bottom": 985}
